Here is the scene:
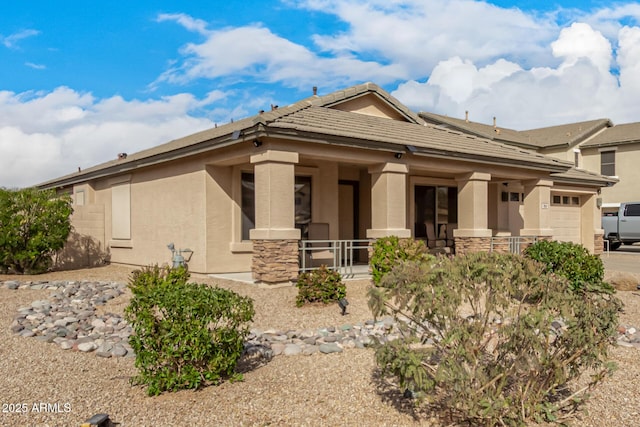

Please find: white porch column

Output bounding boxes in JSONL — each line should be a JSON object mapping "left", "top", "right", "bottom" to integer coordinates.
{"left": 455, "top": 172, "right": 492, "bottom": 238}
{"left": 249, "top": 150, "right": 300, "bottom": 284}
{"left": 366, "top": 162, "right": 410, "bottom": 238}
{"left": 521, "top": 179, "right": 554, "bottom": 237}
{"left": 249, "top": 150, "right": 300, "bottom": 240}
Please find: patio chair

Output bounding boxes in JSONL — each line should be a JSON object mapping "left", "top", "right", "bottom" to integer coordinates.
{"left": 307, "top": 223, "right": 334, "bottom": 267}
{"left": 425, "top": 222, "right": 446, "bottom": 249}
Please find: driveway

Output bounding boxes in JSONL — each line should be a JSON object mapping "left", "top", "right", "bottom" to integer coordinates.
{"left": 602, "top": 244, "right": 640, "bottom": 275}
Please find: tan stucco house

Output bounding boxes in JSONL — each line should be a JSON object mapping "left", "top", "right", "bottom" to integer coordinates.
{"left": 39, "top": 83, "right": 614, "bottom": 284}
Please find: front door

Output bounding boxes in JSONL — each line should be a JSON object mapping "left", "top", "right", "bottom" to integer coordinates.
{"left": 339, "top": 180, "right": 360, "bottom": 261}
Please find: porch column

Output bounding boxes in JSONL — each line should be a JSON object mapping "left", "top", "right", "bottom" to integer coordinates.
{"left": 250, "top": 150, "right": 300, "bottom": 284}
{"left": 455, "top": 172, "right": 492, "bottom": 253}
{"left": 521, "top": 179, "right": 554, "bottom": 238}
{"left": 581, "top": 192, "right": 601, "bottom": 254}
{"left": 366, "top": 162, "right": 410, "bottom": 238}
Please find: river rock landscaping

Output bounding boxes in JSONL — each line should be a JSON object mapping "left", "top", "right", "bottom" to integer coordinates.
{"left": 4, "top": 278, "right": 640, "bottom": 363}
{"left": 2, "top": 279, "right": 408, "bottom": 360}
{"left": 2, "top": 263, "right": 640, "bottom": 426}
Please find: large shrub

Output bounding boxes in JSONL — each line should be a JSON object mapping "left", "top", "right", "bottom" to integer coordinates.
{"left": 368, "top": 252, "right": 620, "bottom": 426}
{"left": 369, "top": 236, "right": 434, "bottom": 285}
{"left": 0, "top": 187, "right": 73, "bottom": 274}
{"left": 296, "top": 265, "right": 345, "bottom": 307}
{"left": 125, "top": 265, "right": 255, "bottom": 396}
{"left": 524, "top": 240, "right": 613, "bottom": 293}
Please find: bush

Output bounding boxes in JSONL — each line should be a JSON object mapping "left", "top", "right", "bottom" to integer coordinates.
{"left": 524, "top": 240, "right": 613, "bottom": 293}
{"left": 125, "top": 265, "right": 255, "bottom": 396}
{"left": 369, "top": 236, "right": 434, "bottom": 285}
{"left": 368, "top": 252, "right": 620, "bottom": 426}
{"left": 296, "top": 265, "right": 345, "bottom": 307}
{"left": 0, "top": 187, "right": 73, "bottom": 274}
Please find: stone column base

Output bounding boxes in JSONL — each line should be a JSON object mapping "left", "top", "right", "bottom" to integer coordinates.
{"left": 252, "top": 239, "right": 299, "bottom": 285}
{"left": 594, "top": 234, "right": 604, "bottom": 255}
{"left": 454, "top": 237, "right": 491, "bottom": 254}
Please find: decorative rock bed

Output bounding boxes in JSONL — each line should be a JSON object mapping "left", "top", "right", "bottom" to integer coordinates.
{"left": 3, "top": 279, "right": 640, "bottom": 361}
{"left": 1, "top": 280, "right": 403, "bottom": 360}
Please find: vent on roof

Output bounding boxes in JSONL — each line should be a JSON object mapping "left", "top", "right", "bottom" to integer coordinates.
{"left": 117, "top": 153, "right": 127, "bottom": 160}
{"left": 313, "top": 86, "right": 318, "bottom": 96}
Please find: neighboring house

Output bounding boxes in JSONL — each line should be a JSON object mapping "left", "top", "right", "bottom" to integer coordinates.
{"left": 39, "top": 83, "right": 613, "bottom": 284}
{"left": 578, "top": 122, "right": 640, "bottom": 211}
{"left": 421, "top": 112, "right": 640, "bottom": 214}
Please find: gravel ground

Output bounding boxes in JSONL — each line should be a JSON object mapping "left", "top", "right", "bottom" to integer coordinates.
{"left": 1, "top": 264, "right": 639, "bottom": 426}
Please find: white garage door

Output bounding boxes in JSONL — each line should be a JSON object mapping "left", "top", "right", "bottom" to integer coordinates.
{"left": 550, "top": 195, "right": 581, "bottom": 244}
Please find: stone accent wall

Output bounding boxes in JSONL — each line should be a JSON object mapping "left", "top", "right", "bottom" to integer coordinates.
{"left": 594, "top": 234, "right": 604, "bottom": 255}
{"left": 252, "top": 239, "right": 299, "bottom": 284}
{"left": 455, "top": 236, "right": 548, "bottom": 256}
{"left": 454, "top": 237, "right": 492, "bottom": 255}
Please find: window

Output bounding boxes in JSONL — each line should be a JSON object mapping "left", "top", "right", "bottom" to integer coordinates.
{"left": 510, "top": 192, "right": 520, "bottom": 202}
{"left": 75, "top": 190, "right": 85, "bottom": 206}
{"left": 601, "top": 151, "right": 615, "bottom": 176}
{"left": 552, "top": 194, "right": 580, "bottom": 206}
{"left": 240, "top": 173, "right": 312, "bottom": 240}
{"left": 241, "top": 173, "right": 255, "bottom": 241}
{"left": 625, "top": 204, "right": 640, "bottom": 217}
{"left": 414, "top": 185, "right": 458, "bottom": 238}
{"left": 111, "top": 181, "right": 131, "bottom": 239}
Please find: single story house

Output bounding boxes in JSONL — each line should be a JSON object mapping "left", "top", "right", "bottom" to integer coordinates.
{"left": 39, "top": 83, "right": 615, "bottom": 284}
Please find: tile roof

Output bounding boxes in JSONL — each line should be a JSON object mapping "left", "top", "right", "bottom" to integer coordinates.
{"left": 419, "top": 112, "right": 613, "bottom": 149}
{"left": 579, "top": 122, "right": 640, "bottom": 148}
{"left": 520, "top": 119, "right": 612, "bottom": 149}
{"left": 270, "top": 106, "right": 570, "bottom": 171}
{"left": 551, "top": 167, "right": 617, "bottom": 186}
{"left": 38, "top": 82, "right": 572, "bottom": 188}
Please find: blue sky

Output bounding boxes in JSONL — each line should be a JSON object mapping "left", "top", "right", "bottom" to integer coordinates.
{"left": 2, "top": 0, "right": 640, "bottom": 188}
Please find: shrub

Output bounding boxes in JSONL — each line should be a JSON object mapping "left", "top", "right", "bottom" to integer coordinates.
{"left": 369, "top": 236, "right": 434, "bottom": 285}
{"left": 125, "top": 265, "right": 255, "bottom": 396}
{"left": 296, "top": 265, "right": 345, "bottom": 307}
{"left": 368, "top": 252, "right": 620, "bottom": 426}
{"left": 524, "top": 240, "right": 613, "bottom": 293}
{"left": 0, "top": 187, "right": 73, "bottom": 274}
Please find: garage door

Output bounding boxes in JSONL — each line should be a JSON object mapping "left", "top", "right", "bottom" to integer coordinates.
{"left": 550, "top": 195, "right": 581, "bottom": 244}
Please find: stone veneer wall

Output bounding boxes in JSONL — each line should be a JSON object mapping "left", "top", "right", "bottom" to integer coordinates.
{"left": 454, "top": 237, "right": 491, "bottom": 255}
{"left": 455, "top": 236, "right": 551, "bottom": 255}
{"left": 252, "top": 239, "right": 299, "bottom": 284}
{"left": 594, "top": 234, "right": 604, "bottom": 256}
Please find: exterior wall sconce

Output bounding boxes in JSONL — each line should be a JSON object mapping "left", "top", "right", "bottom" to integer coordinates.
{"left": 253, "top": 139, "right": 263, "bottom": 147}
{"left": 394, "top": 152, "right": 403, "bottom": 159}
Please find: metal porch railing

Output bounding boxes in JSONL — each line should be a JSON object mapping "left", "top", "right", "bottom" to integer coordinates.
{"left": 299, "top": 239, "right": 372, "bottom": 277}
{"left": 489, "top": 236, "right": 538, "bottom": 254}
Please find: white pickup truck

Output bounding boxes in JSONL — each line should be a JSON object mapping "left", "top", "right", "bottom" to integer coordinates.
{"left": 602, "top": 202, "right": 640, "bottom": 250}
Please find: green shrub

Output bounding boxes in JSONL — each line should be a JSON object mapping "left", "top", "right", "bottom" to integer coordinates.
{"left": 368, "top": 252, "right": 620, "bottom": 426}
{"left": 369, "top": 236, "right": 434, "bottom": 285}
{"left": 125, "top": 265, "right": 255, "bottom": 396}
{"left": 296, "top": 265, "right": 345, "bottom": 307}
{"left": 524, "top": 240, "right": 613, "bottom": 293}
{"left": 0, "top": 187, "right": 73, "bottom": 274}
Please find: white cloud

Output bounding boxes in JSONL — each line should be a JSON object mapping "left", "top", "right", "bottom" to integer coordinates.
{"left": 392, "top": 21, "right": 640, "bottom": 130}
{"left": 25, "top": 62, "right": 46, "bottom": 70}
{"left": 154, "top": 15, "right": 408, "bottom": 90}
{"left": 1, "top": 29, "right": 40, "bottom": 49}
{"left": 298, "top": 0, "right": 557, "bottom": 72}
{"left": 0, "top": 88, "right": 216, "bottom": 188}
